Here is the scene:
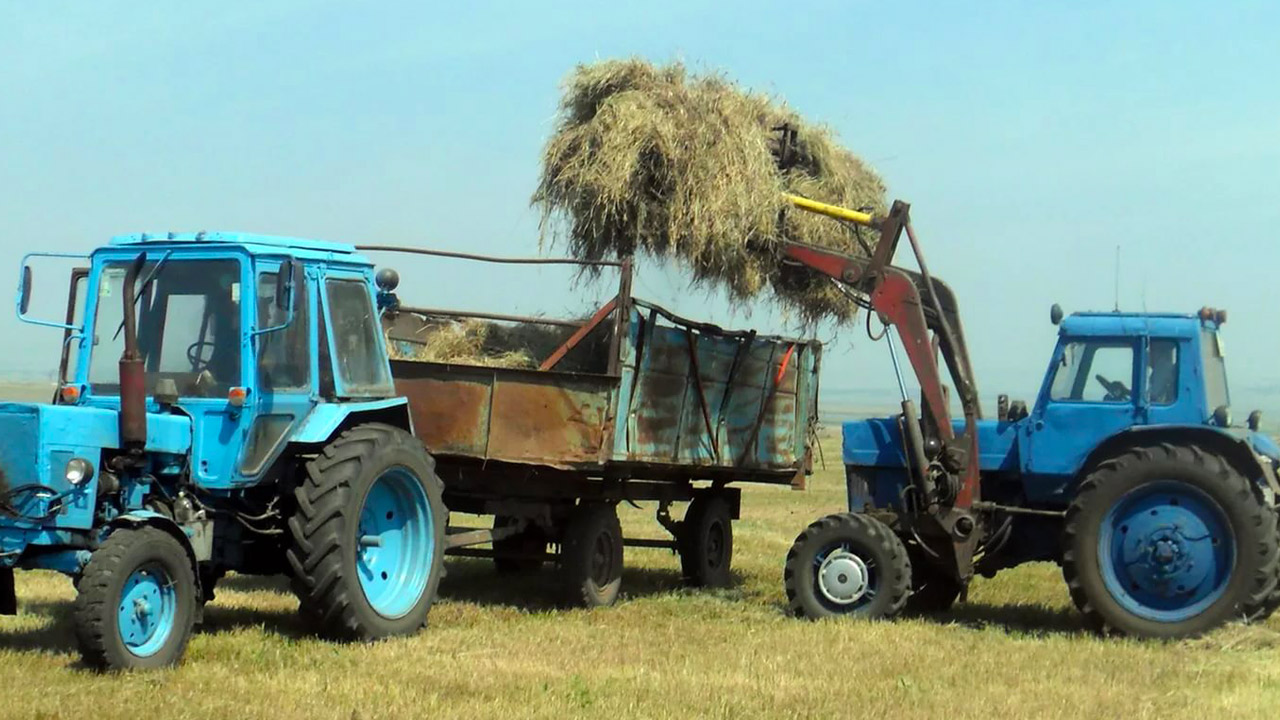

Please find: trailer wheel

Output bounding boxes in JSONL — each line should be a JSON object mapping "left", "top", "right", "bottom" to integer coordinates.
{"left": 73, "top": 527, "right": 197, "bottom": 670}
{"left": 560, "top": 503, "right": 623, "bottom": 607}
{"left": 784, "top": 513, "right": 911, "bottom": 620}
{"left": 1063, "top": 444, "right": 1279, "bottom": 638}
{"left": 492, "top": 516, "right": 549, "bottom": 574}
{"left": 679, "top": 494, "right": 734, "bottom": 588}
{"left": 287, "top": 423, "right": 446, "bottom": 641}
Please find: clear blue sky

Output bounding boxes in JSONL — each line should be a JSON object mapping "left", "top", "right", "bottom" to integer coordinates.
{"left": 2, "top": 1, "right": 1278, "bottom": 407}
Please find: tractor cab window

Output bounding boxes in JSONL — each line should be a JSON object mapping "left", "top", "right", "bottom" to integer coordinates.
{"left": 1147, "top": 339, "right": 1180, "bottom": 405}
{"left": 1049, "top": 341, "right": 1135, "bottom": 403}
{"left": 88, "top": 259, "right": 242, "bottom": 396}
{"left": 256, "top": 270, "right": 310, "bottom": 391}
{"left": 1201, "top": 328, "right": 1229, "bottom": 412}
{"left": 324, "top": 277, "right": 393, "bottom": 396}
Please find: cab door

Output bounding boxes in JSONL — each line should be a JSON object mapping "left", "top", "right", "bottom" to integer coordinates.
{"left": 236, "top": 261, "right": 317, "bottom": 480}
{"left": 1024, "top": 338, "right": 1141, "bottom": 482}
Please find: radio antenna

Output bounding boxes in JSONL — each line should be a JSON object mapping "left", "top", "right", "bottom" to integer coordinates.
{"left": 1113, "top": 245, "right": 1120, "bottom": 312}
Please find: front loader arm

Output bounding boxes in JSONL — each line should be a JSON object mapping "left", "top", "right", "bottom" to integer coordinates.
{"left": 780, "top": 195, "right": 984, "bottom": 581}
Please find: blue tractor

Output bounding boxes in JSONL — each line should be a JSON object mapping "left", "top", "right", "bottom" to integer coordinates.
{"left": 2, "top": 233, "right": 447, "bottom": 669}
{"left": 775, "top": 198, "right": 1280, "bottom": 637}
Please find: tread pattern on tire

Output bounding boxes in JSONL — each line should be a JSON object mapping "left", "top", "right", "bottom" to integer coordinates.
{"left": 784, "top": 512, "right": 912, "bottom": 620}
{"left": 286, "top": 423, "right": 444, "bottom": 640}
{"left": 1062, "top": 443, "right": 1279, "bottom": 636}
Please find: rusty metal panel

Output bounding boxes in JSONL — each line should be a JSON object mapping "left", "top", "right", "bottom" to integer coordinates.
{"left": 487, "top": 376, "right": 611, "bottom": 467}
{"left": 391, "top": 366, "right": 493, "bottom": 456}
{"left": 626, "top": 325, "right": 689, "bottom": 463}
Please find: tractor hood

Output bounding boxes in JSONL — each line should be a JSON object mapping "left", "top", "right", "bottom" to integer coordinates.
{"left": 0, "top": 402, "right": 191, "bottom": 540}
{"left": 1240, "top": 429, "right": 1280, "bottom": 466}
{"left": 843, "top": 416, "right": 1019, "bottom": 473}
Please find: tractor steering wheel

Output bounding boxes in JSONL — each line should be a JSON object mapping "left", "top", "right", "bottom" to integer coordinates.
{"left": 1094, "top": 374, "right": 1131, "bottom": 402}
{"left": 186, "top": 340, "right": 217, "bottom": 373}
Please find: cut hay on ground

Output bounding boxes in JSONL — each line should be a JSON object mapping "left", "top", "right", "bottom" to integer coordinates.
{"left": 532, "top": 58, "right": 886, "bottom": 323}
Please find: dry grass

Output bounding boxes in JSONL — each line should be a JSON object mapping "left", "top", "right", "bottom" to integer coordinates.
{"left": 532, "top": 59, "right": 886, "bottom": 324}
{"left": 3, "top": 430, "right": 1280, "bottom": 719}
{"left": 388, "top": 318, "right": 536, "bottom": 369}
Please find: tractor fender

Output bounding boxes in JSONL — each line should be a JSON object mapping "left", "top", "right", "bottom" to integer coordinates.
{"left": 290, "top": 399, "right": 412, "bottom": 445}
{"left": 1078, "top": 425, "right": 1280, "bottom": 500}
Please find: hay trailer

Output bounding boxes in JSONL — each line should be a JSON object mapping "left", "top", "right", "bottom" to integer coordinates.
{"left": 366, "top": 245, "right": 820, "bottom": 606}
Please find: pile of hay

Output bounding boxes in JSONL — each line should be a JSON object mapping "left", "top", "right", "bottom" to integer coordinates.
{"left": 532, "top": 58, "right": 886, "bottom": 323}
{"left": 390, "top": 319, "right": 536, "bottom": 369}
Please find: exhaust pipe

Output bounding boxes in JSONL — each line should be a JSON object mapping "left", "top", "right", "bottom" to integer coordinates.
{"left": 118, "top": 256, "right": 147, "bottom": 451}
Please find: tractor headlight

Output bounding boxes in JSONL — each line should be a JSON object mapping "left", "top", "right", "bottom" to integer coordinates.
{"left": 64, "top": 458, "right": 94, "bottom": 486}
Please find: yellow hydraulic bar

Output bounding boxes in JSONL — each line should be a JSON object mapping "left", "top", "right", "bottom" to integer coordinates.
{"left": 782, "top": 193, "right": 877, "bottom": 227}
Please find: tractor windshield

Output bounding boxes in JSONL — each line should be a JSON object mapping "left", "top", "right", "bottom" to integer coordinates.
{"left": 88, "top": 259, "right": 242, "bottom": 397}
{"left": 1201, "top": 328, "right": 1229, "bottom": 413}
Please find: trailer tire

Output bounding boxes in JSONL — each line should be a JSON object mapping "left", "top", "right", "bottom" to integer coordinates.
{"left": 784, "top": 513, "right": 912, "bottom": 620}
{"left": 492, "top": 516, "right": 549, "bottom": 574}
{"left": 679, "top": 494, "right": 734, "bottom": 588}
{"left": 287, "top": 423, "right": 446, "bottom": 641}
{"left": 560, "top": 503, "right": 623, "bottom": 607}
{"left": 1063, "top": 443, "right": 1278, "bottom": 638}
{"left": 74, "top": 526, "right": 197, "bottom": 670}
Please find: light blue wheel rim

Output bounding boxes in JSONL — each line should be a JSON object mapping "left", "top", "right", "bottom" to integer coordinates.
{"left": 356, "top": 467, "right": 434, "bottom": 619}
{"left": 1098, "top": 481, "right": 1235, "bottom": 623}
{"left": 117, "top": 563, "right": 177, "bottom": 658}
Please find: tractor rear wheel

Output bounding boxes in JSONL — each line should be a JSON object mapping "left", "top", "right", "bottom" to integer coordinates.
{"left": 784, "top": 513, "right": 912, "bottom": 620}
{"left": 559, "top": 502, "right": 623, "bottom": 607}
{"left": 678, "top": 493, "right": 734, "bottom": 588}
{"left": 1063, "top": 444, "right": 1278, "bottom": 638}
{"left": 287, "top": 423, "right": 446, "bottom": 641}
{"left": 73, "top": 526, "right": 197, "bottom": 670}
{"left": 1242, "top": 507, "right": 1280, "bottom": 621}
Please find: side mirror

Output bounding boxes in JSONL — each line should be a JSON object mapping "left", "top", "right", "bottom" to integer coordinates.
{"left": 1050, "top": 303, "right": 1064, "bottom": 326}
{"left": 18, "top": 265, "right": 32, "bottom": 315}
{"left": 275, "top": 259, "right": 296, "bottom": 311}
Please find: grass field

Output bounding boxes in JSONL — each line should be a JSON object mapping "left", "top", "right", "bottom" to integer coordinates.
{"left": 3, "top": 427, "right": 1280, "bottom": 719}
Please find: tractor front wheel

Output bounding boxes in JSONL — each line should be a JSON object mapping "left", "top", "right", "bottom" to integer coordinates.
{"left": 73, "top": 526, "right": 198, "bottom": 670}
{"left": 287, "top": 423, "right": 446, "bottom": 641}
{"left": 1063, "top": 444, "right": 1279, "bottom": 638}
{"left": 784, "top": 513, "right": 912, "bottom": 620}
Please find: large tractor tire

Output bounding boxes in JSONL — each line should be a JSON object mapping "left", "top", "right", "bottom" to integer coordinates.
{"left": 287, "top": 423, "right": 446, "bottom": 641}
{"left": 73, "top": 526, "right": 198, "bottom": 670}
{"left": 559, "top": 502, "right": 624, "bottom": 607}
{"left": 1062, "top": 444, "right": 1279, "bottom": 638}
{"left": 492, "top": 515, "right": 549, "bottom": 575}
{"left": 678, "top": 493, "right": 734, "bottom": 588}
{"left": 784, "top": 513, "right": 912, "bottom": 620}
{"left": 1242, "top": 507, "right": 1280, "bottom": 621}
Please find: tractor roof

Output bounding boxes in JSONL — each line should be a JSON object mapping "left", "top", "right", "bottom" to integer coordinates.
{"left": 109, "top": 231, "right": 356, "bottom": 255}
{"left": 1061, "top": 310, "right": 1219, "bottom": 338}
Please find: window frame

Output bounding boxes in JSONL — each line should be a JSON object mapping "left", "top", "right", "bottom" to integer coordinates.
{"left": 254, "top": 262, "right": 313, "bottom": 394}
{"left": 318, "top": 271, "right": 395, "bottom": 399}
{"left": 1048, "top": 338, "right": 1139, "bottom": 405}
